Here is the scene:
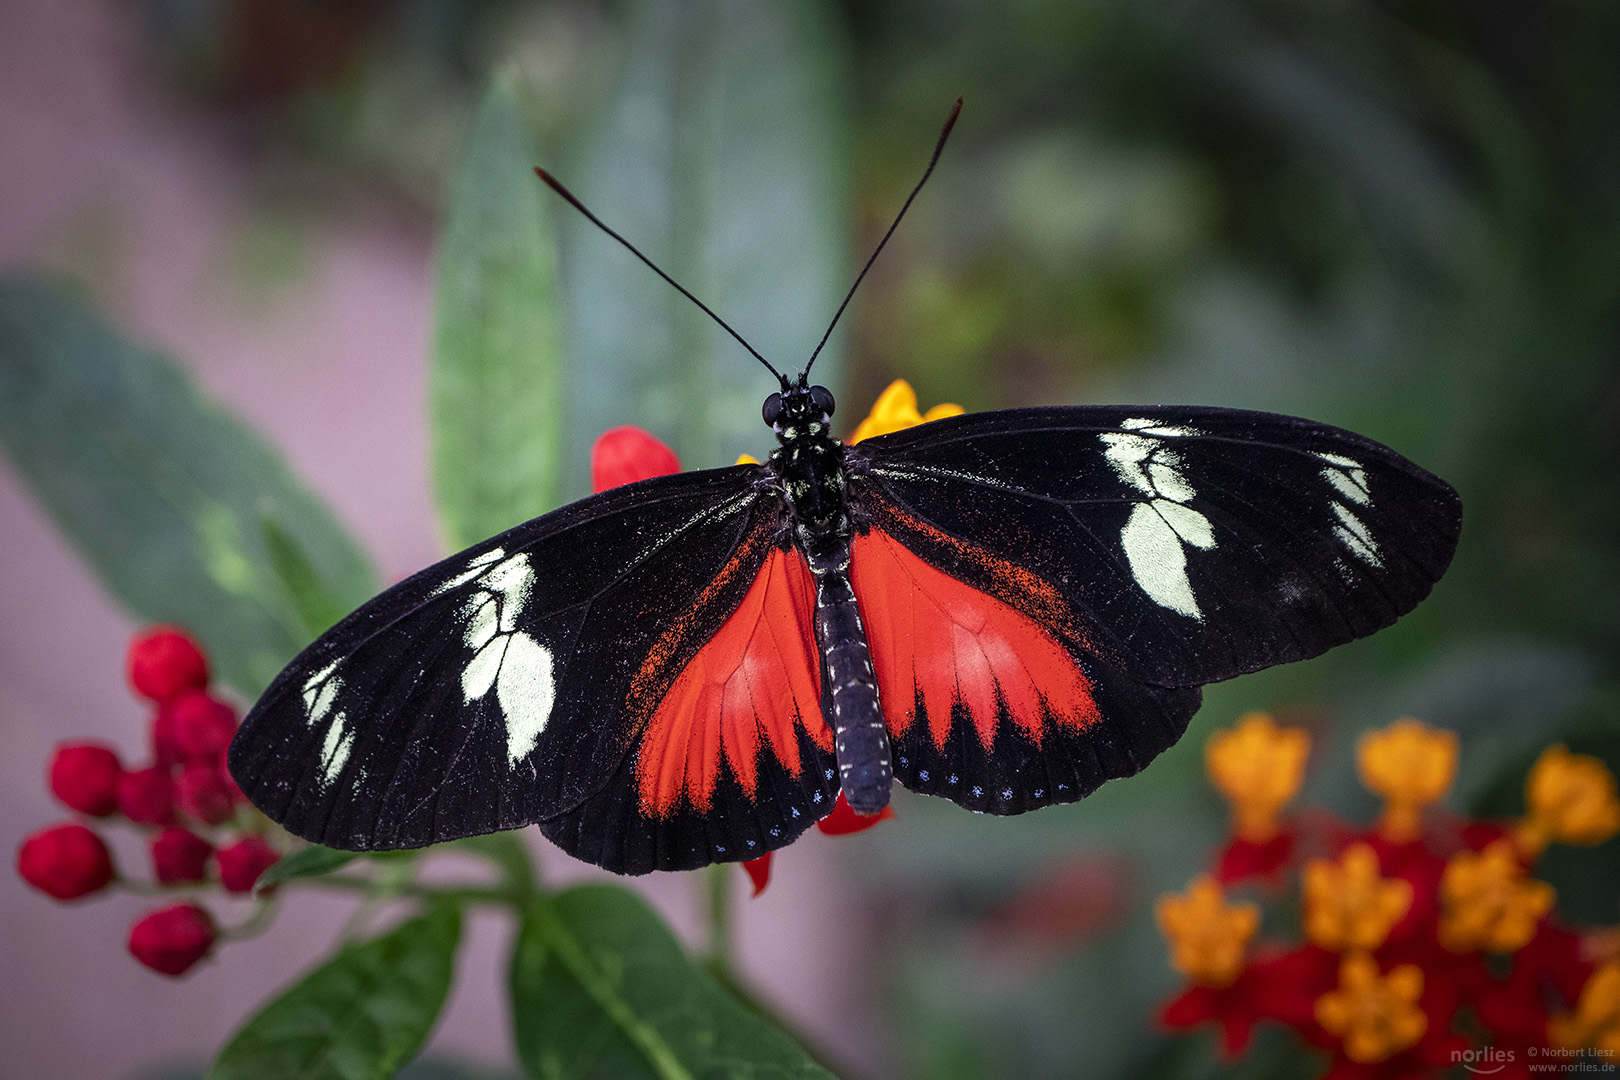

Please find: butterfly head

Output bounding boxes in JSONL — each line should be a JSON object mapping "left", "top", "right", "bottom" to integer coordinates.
{"left": 762, "top": 382, "right": 836, "bottom": 442}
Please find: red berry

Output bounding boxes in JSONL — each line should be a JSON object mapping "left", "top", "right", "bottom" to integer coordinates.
{"left": 128, "top": 904, "right": 216, "bottom": 976}
{"left": 590, "top": 426, "right": 681, "bottom": 493}
{"left": 127, "top": 627, "right": 209, "bottom": 703}
{"left": 150, "top": 705, "right": 184, "bottom": 766}
{"left": 167, "top": 691, "right": 237, "bottom": 760}
{"left": 48, "top": 743, "right": 124, "bottom": 816}
{"left": 175, "top": 761, "right": 234, "bottom": 825}
{"left": 216, "top": 836, "right": 279, "bottom": 893}
{"left": 17, "top": 823, "right": 115, "bottom": 900}
{"left": 743, "top": 852, "right": 773, "bottom": 897}
{"left": 150, "top": 827, "right": 213, "bottom": 884}
{"left": 117, "top": 766, "right": 176, "bottom": 825}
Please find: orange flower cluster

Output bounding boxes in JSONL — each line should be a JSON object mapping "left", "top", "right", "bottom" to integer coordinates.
{"left": 1157, "top": 714, "right": 1620, "bottom": 1080}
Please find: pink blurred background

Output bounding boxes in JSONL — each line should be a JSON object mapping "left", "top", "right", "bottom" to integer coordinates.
{"left": 0, "top": 3, "right": 878, "bottom": 1076}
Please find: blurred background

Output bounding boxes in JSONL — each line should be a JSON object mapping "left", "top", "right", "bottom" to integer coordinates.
{"left": 2, "top": 0, "right": 1617, "bottom": 1078}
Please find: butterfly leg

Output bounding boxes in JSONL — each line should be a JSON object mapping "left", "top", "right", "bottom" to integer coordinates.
{"left": 806, "top": 537, "right": 892, "bottom": 814}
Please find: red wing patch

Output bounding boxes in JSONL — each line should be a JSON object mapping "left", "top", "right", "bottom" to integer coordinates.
{"left": 850, "top": 528, "right": 1101, "bottom": 750}
{"left": 635, "top": 547, "right": 831, "bottom": 817}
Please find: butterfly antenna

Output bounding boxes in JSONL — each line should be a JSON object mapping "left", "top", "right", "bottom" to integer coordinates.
{"left": 534, "top": 167, "right": 786, "bottom": 384}
{"left": 802, "top": 98, "right": 962, "bottom": 382}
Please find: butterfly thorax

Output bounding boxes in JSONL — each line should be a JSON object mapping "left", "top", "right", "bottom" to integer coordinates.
{"left": 764, "top": 384, "right": 851, "bottom": 545}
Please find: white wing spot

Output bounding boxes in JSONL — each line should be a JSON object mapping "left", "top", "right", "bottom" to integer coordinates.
{"left": 302, "top": 660, "right": 343, "bottom": 728}
{"left": 450, "top": 552, "right": 557, "bottom": 767}
{"left": 1316, "top": 453, "right": 1381, "bottom": 566}
{"left": 433, "top": 546, "right": 508, "bottom": 596}
{"left": 318, "top": 710, "right": 354, "bottom": 787}
{"left": 1101, "top": 419, "right": 1215, "bottom": 619}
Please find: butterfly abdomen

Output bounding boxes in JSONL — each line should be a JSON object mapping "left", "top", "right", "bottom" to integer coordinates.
{"left": 806, "top": 536, "right": 891, "bottom": 814}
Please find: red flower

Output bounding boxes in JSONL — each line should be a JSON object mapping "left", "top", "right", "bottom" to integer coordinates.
{"left": 216, "top": 836, "right": 279, "bottom": 893}
{"left": 174, "top": 760, "right": 235, "bottom": 825}
{"left": 166, "top": 691, "right": 237, "bottom": 760}
{"left": 150, "top": 827, "right": 213, "bottom": 884}
{"left": 1159, "top": 944, "right": 1339, "bottom": 1057}
{"left": 743, "top": 853, "right": 772, "bottom": 896}
{"left": 591, "top": 426, "right": 681, "bottom": 493}
{"left": 1215, "top": 831, "right": 1295, "bottom": 885}
{"left": 128, "top": 904, "right": 216, "bottom": 976}
{"left": 816, "top": 790, "right": 896, "bottom": 835}
{"left": 48, "top": 742, "right": 124, "bottom": 817}
{"left": 117, "top": 766, "right": 176, "bottom": 825}
{"left": 17, "top": 823, "right": 115, "bottom": 900}
{"left": 127, "top": 627, "right": 210, "bottom": 704}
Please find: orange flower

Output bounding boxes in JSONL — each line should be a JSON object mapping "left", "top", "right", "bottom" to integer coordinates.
{"left": 1517, "top": 744, "right": 1620, "bottom": 857}
{"left": 1549, "top": 960, "right": 1620, "bottom": 1054}
{"left": 1314, "top": 952, "right": 1428, "bottom": 1064}
{"left": 1357, "top": 719, "right": 1456, "bottom": 842}
{"left": 848, "top": 379, "right": 963, "bottom": 444}
{"left": 1155, "top": 875, "right": 1260, "bottom": 988}
{"left": 1302, "top": 842, "right": 1413, "bottom": 952}
{"left": 1438, "top": 839, "right": 1555, "bottom": 954}
{"left": 1205, "top": 712, "right": 1310, "bottom": 842}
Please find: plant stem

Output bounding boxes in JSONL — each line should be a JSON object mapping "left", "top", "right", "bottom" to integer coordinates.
{"left": 704, "top": 862, "right": 733, "bottom": 981}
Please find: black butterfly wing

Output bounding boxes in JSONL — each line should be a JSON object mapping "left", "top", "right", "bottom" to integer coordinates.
{"left": 229, "top": 465, "right": 837, "bottom": 873}
{"left": 843, "top": 404, "right": 1458, "bottom": 814}
{"left": 850, "top": 405, "right": 1460, "bottom": 687}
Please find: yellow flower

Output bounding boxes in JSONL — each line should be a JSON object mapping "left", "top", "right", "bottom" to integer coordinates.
{"left": 1438, "top": 839, "right": 1555, "bottom": 954}
{"left": 1155, "top": 875, "right": 1260, "bottom": 987}
{"left": 1357, "top": 719, "right": 1457, "bottom": 842}
{"left": 1549, "top": 960, "right": 1620, "bottom": 1055}
{"left": 1517, "top": 744, "right": 1620, "bottom": 857}
{"left": 1314, "top": 952, "right": 1428, "bottom": 1064}
{"left": 1302, "top": 843, "right": 1413, "bottom": 952}
{"left": 1205, "top": 712, "right": 1310, "bottom": 841}
{"left": 848, "top": 379, "right": 964, "bottom": 444}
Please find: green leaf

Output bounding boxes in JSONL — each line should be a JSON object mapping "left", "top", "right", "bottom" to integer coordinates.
{"left": 256, "top": 844, "right": 361, "bottom": 890}
{"left": 0, "top": 277, "right": 377, "bottom": 696}
{"left": 509, "top": 885, "right": 835, "bottom": 1080}
{"left": 261, "top": 515, "right": 351, "bottom": 638}
{"left": 209, "top": 905, "right": 462, "bottom": 1080}
{"left": 430, "top": 69, "right": 564, "bottom": 549}
{"left": 563, "top": 0, "right": 851, "bottom": 484}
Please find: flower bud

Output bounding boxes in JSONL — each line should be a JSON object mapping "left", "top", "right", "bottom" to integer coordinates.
{"left": 48, "top": 742, "right": 124, "bottom": 816}
{"left": 150, "top": 827, "right": 213, "bottom": 884}
{"left": 149, "top": 705, "right": 185, "bottom": 766}
{"left": 117, "top": 766, "right": 176, "bottom": 825}
{"left": 128, "top": 903, "right": 216, "bottom": 976}
{"left": 816, "top": 790, "right": 897, "bottom": 835}
{"left": 17, "top": 823, "right": 115, "bottom": 900}
{"left": 743, "top": 852, "right": 773, "bottom": 897}
{"left": 590, "top": 426, "right": 681, "bottom": 493}
{"left": 166, "top": 691, "right": 237, "bottom": 760}
{"left": 175, "top": 760, "right": 235, "bottom": 825}
{"left": 216, "top": 835, "right": 279, "bottom": 893}
{"left": 127, "top": 627, "right": 210, "bottom": 703}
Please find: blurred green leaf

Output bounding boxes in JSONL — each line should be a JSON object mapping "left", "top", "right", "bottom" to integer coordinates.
{"left": 208, "top": 905, "right": 461, "bottom": 1080}
{"left": 0, "top": 277, "right": 376, "bottom": 696}
{"left": 431, "top": 69, "right": 564, "bottom": 549}
{"left": 563, "top": 0, "right": 850, "bottom": 483}
{"left": 256, "top": 844, "right": 361, "bottom": 890}
{"left": 260, "top": 514, "right": 351, "bottom": 638}
{"left": 509, "top": 885, "right": 834, "bottom": 1080}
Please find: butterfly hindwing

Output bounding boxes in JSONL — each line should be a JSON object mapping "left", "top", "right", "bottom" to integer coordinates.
{"left": 848, "top": 405, "right": 1461, "bottom": 689}
{"left": 847, "top": 506, "right": 1201, "bottom": 815}
{"left": 230, "top": 465, "right": 834, "bottom": 868}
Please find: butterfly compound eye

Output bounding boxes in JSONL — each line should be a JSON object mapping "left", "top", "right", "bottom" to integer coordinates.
{"left": 762, "top": 392, "right": 784, "bottom": 427}
{"left": 809, "top": 385, "right": 835, "bottom": 417}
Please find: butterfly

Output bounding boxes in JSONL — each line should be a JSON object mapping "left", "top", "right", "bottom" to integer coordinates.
{"left": 228, "top": 103, "right": 1462, "bottom": 874}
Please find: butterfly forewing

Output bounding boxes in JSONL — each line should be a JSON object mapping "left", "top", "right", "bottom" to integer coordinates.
{"left": 228, "top": 465, "right": 832, "bottom": 861}
{"left": 848, "top": 405, "right": 1461, "bottom": 689}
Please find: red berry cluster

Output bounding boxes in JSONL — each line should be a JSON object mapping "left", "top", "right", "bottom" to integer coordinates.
{"left": 15, "top": 627, "right": 282, "bottom": 977}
